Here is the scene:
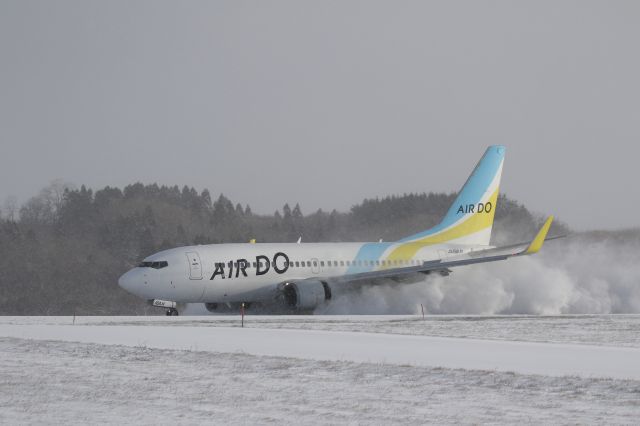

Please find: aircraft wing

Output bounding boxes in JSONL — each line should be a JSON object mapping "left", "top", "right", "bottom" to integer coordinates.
{"left": 331, "top": 216, "right": 557, "bottom": 284}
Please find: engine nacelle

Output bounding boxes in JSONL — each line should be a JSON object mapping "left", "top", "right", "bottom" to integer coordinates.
{"left": 281, "top": 280, "right": 331, "bottom": 310}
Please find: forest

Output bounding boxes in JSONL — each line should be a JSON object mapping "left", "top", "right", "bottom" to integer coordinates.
{"left": 0, "top": 181, "right": 566, "bottom": 315}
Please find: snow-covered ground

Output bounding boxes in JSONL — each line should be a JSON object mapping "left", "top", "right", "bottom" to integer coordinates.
{"left": 2, "top": 315, "right": 640, "bottom": 424}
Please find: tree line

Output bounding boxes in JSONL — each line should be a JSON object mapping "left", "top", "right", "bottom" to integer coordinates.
{"left": 0, "top": 181, "right": 565, "bottom": 315}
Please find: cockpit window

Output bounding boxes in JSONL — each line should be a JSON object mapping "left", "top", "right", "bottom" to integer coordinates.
{"left": 138, "top": 261, "right": 169, "bottom": 269}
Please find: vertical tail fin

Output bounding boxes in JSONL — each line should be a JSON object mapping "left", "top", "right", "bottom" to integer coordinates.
{"left": 400, "top": 145, "right": 505, "bottom": 246}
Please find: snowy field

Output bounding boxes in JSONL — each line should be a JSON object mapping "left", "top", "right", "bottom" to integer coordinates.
{"left": 2, "top": 315, "right": 640, "bottom": 424}
{"left": 4, "top": 314, "right": 640, "bottom": 347}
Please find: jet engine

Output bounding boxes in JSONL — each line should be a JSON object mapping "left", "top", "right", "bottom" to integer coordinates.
{"left": 280, "top": 280, "right": 332, "bottom": 310}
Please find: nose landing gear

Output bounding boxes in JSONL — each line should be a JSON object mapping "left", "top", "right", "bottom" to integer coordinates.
{"left": 150, "top": 299, "right": 180, "bottom": 316}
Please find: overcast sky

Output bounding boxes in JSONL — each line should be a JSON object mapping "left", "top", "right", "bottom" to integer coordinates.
{"left": 1, "top": 1, "right": 639, "bottom": 230}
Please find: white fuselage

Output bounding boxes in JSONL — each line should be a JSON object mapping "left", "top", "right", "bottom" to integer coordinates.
{"left": 118, "top": 241, "right": 484, "bottom": 304}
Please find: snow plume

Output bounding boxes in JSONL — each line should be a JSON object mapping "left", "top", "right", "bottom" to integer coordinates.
{"left": 317, "top": 232, "right": 640, "bottom": 315}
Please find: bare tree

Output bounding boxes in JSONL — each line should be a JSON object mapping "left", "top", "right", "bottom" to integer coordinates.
{"left": 40, "top": 179, "right": 75, "bottom": 217}
{"left": 2, "top": 195, "right": 18, "bottom": 222}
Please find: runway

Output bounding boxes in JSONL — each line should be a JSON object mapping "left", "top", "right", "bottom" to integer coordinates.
{"left": 2, "top": 321, "right": 640, "bottom": 380}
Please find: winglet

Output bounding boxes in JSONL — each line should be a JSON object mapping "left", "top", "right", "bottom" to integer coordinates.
{"left": 524, "top": 216, "right": 554, "bottom": 254}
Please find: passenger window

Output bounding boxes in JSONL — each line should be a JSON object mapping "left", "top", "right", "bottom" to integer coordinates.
{"left": 295, "top": 261, "right": 300, "bottom": 267}
{"left": 320, "top": 261, "right": 325, "bottom": 267}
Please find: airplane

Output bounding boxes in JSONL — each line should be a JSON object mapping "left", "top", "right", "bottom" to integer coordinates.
{"left": 118, "top": 145, "right": 555, "bottom": 316}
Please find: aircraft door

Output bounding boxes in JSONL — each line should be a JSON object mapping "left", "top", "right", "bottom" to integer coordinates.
{"left": 311, "top": 258, "right": 320, "bottom": 274}
{"left": 186, "top": 251, "right": 203, "bottom": 280}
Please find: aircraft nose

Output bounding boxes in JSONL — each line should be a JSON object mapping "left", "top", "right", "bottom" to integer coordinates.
{"left": 118, "top": 269, "right": 138, "bottom": 294}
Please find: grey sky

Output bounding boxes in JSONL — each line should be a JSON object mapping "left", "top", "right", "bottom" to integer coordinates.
{"left": 1, "top": 1, "right": 639, "bottom": 230}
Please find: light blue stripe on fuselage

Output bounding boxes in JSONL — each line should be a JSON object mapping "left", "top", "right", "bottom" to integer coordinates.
{"left": 345, "top": 242, "right": 394, "bottom": 274}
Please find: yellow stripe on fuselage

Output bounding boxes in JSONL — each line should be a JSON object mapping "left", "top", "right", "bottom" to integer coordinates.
{"left": 383, "top": 187, "right": 499, "bottom": 265}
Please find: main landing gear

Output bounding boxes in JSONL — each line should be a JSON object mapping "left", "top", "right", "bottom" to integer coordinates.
{"left": 165, "top": 308, "right": 179, "bottom": 316}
